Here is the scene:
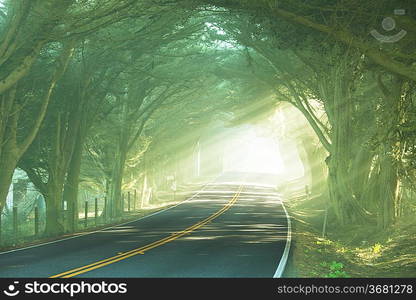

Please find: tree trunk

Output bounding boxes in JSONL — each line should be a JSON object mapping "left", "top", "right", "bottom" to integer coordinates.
{"left": 109, "top": 149, "right": 127, "bottom": 218}
{"left": 0, "top": 153, "right": 18, "bottom": 213}
{"left": 44, "top": 177, "right": 65, "bottom": 236}
{"left": 63, "top": 134, "right": 84, "bottom": 232}
{"left": 350, "top": 147, "right": 373, "bottom": 206}
{"left": 108, "top": 101, "right": 131, "bottom": 218}
{"left": 0, "top": 139, "right": 19, "bottom": 215}
{"left": 26, "top": 108, "right": 81, "bottom": 236}
{"left": 376, "top": 148, "right": 398, "bottom": 229}
{"left": 0, "top": 86, "right": 19, "bottom": 212}
{"left": 299, "top": 136, "right": 327, "bottom": 195}
{"left": 326, "top": 153, "right": 370, "bottom": 225}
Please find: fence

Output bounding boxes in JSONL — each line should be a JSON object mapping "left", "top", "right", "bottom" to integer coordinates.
{"left": 0, "top": 189, "right": 143, "bottom": 249}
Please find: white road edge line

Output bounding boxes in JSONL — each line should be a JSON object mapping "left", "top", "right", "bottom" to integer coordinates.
{"left": 273, "top": 199, "right": 292, "bottom": 278}
{"left": 0, "top": 182, "right": 213, "bottom": 256}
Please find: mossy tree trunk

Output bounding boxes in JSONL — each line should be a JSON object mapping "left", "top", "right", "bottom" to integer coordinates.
{"left": 63, "top": 127, "right": 85, "bottom": 232}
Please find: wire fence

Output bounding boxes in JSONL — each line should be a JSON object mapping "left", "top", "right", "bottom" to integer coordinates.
{"left": 0, "top": 189, "right": 147, "bottom": 249}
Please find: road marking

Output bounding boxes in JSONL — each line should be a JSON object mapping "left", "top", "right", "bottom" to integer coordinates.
{"left": 50, "top": 186, "right": 243, "bottom": 278}
{"left": 273, "top": 198, "right": 292, "bottom": 278}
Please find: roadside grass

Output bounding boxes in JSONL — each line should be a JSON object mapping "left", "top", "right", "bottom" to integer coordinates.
{"left": 286, "top": 192, "right": 416, "bottom": 278}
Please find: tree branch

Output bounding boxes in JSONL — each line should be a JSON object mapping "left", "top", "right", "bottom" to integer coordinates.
{"left": 18, "top": 41, "right": 76, "bottom": 156}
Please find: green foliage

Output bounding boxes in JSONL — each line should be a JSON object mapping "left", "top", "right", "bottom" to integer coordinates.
{"left": 320, "top": 261, "right": 350, "bottom": 278}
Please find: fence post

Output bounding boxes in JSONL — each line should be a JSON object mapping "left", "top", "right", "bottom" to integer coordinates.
{"left": 133, "top": 189, "right": 137, "bottom": 211}
{"left": 0, "top": 212, "right": 2, "bottom": 244}
{"left": 13, "top": 206, "right": 18, "bottom": 238}
{"left": 95, "top": 198, "right": 98, "bottom": 226}
{"left": 128, "top": 192, "right": 131, "bottom": 212}
{"left": 104, "top": 197, "right": 107, "bottom": 222}
{"left": 34, "top": 206, "right": 39, "bottom": 236}
{"left": 322, "top": 207, "right": 328, "bottom": 238}
{"left": 140, "top": 189, "right": 144, "bottom": 209}
{"left": 84, "top": 201, "right": 88, "bottom": 228}
{"left": 121, "top": 193, "right": 124, "bottom": 215}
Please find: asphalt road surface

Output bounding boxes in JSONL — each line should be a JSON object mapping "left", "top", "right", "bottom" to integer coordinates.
{"left": 0, "top": 172, "right": 291, "bottom": 278}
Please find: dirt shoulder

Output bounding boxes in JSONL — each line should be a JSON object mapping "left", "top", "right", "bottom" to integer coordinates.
{"left": 285, "top": 192, "right": 416, "bottom": 278}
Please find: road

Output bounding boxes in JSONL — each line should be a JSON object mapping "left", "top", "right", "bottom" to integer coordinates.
{"left": 0, "top": 173, "right": 291, "bottom": 278}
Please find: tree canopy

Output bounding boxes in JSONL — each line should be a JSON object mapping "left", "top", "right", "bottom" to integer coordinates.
{"left": 0, "top": 0, "right": 415, "bottom": 237}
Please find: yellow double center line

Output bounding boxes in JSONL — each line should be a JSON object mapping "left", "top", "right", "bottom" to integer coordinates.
{"left": 50, "top": 185, "right": 243, "bottom": 278}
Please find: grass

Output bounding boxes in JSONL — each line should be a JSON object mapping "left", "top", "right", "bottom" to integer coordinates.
{"left": 285, "top": 189, "right": 416, "bottom": 278}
